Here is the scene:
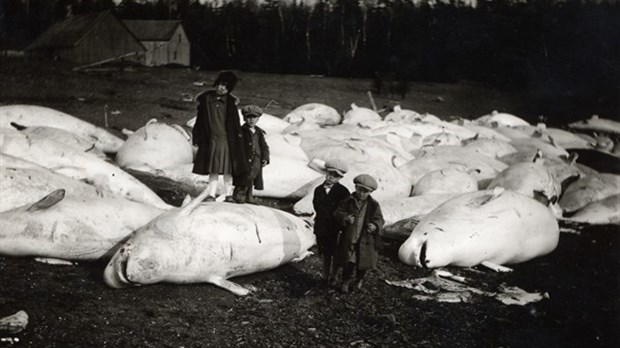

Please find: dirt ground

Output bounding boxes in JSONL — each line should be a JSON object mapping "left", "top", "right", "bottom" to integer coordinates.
{"left": 0, "top": 59, "right": 618, "bottom": 347}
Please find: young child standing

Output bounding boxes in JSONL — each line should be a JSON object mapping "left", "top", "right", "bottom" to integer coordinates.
{"left": 312, "top": 159, "right": 350, "bottom": 285}
{"left": 333, "top": 174, "right": 384, "bottom": 293}
{"left": 232, "top": 105, "right": 270, "bottom": 204}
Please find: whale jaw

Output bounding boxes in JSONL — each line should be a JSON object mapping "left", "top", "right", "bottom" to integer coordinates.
{"left": 398, "top": 237, "right": 426, "bottom": 267}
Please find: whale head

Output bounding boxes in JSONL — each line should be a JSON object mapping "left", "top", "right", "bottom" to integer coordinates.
{"left": 103, "top": 214, "right": 179, "bottom": 288}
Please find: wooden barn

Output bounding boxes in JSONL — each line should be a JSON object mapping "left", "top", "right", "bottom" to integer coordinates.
{"left": 25, "top": 11, "right": 145, "bottom": 65}
{"left": 122, "top": 20, "right": 190, "bottom": 67}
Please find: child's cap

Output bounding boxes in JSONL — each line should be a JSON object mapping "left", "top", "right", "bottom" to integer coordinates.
{"left": 241, "top": 105, "right": 263, "bottom": 118}
{"left": 325, "top": 159, "right": 348, "bottom": 177}
{"left": 354, "top": 174, "right": 378, "bottom": 191}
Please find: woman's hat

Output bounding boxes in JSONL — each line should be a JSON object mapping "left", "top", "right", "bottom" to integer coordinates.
{"left": 213, "top": 71, "right": 238, "bottom": 91}
{"left": 324, "top": 159, "right": 348, "bottom": 176}
{"left": 354, "top": 174, "right": 378, "bottom": 191}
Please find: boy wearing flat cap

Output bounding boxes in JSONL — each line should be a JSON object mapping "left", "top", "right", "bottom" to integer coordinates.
{"left": 333, "top": 173, "right": 384, "bottom": 293}
{"left": 232, "top": 105, "right": 270, "bottom": 204}
{"left": 312, "top": 159, "right": 351, "bottom": 285}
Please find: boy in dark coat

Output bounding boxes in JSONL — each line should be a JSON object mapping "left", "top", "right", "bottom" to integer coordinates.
{"left": 232, "top": 105, "right": 270, "bottom": 204}
{"left": 312, "top": 159, "right": 350, "bottom": 285}
{"left": 192, "top": 71, "right": 247, "bottom": 202}
{"left": 333, "top": 174, "right": 384, "bottom": 293}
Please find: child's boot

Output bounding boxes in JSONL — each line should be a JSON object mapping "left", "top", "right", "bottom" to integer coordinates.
{"left": 245, "top": 186, "right": 259, "bottom": 204}
{"left": 322, "top": 257, "right": 332, "bottom": 283}
{"left": 340, "top": 279, "right": 351, "bottom": 294}
{"left": 353, "top": 277, "right": 364, "bottom": 291}
{"left": 232, "top": 186, "right": 247, "bottom": 203}
{"left": 329, "top": 266, "right": 340, "bottom": 287}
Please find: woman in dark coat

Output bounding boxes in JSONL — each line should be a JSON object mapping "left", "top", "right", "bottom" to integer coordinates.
{"left": 333, "top": 174, "right": 384, "bottom": 293}
{"left": 192, "top": 71, "right": 248, "bottom": 201}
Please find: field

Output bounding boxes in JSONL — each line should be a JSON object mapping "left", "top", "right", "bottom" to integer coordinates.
{"left": 0, "top": 58, "right": 618, "bottom": 347}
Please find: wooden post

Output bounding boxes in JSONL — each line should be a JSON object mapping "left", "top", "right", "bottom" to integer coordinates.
{"left": 104, "top": 104, "right": 109, "bottom": 128}
{"left": 367, "top": 91, "right": 377, "bottom": 112}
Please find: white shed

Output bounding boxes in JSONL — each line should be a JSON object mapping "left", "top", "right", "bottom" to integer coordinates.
{"left": 123, "top": 20, "right": 190, "bottom": 66}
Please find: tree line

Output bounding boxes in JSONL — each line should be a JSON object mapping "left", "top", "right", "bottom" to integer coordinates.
{"left": 2, "top": 0, "right": 619, "bottom": 96}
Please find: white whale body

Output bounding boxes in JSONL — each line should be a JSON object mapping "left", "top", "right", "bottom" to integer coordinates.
{"left": 284, "top": 103, "right": 341, "bottom": 126}
{"left": 568, "top": 115, "right": 620, "bottom": 136}
{"left": 0, "top": 104, "right": 124, "bottom": 153}
{"left": 488, "top": 155, "right": 560, "bottom": 204}
{"left": 13, "top": 125, "right": 108, "bottom": 159}
{"left": 498, "top": 151, "right": 582, "bottom": 191}
{"left": 462, "top": 137, "right": 517, "bottom": 159}
{"left": 475, "top": 111, "right": 530, "bottom": 127}
{"left": 265, "top": 133, "right": 308, "bottom": 161}
{"left": 451, "top": 119, "right": 512, "bottom": 142}
{"left": 116, "top": 119, "right": 193, "bottom": 171}
{"left": 0, "top": 189, "right": 164, "bottom": 261}
{"left": 103, "top": 190, "right": 315, "bottom": 295}
{"left": 0, "top": 154, "right": 114, "bottom": 212}
{"left": 398, "top": 188, "right": 559, "bottom": 268}
{"left": 413, "top": 168, "right": 478, "bottom": 196}
{"left": 299, "top": 129, "right": 413, "bottom": 165}
{"left": 563, "top": 194, "right": 620, "bottom": 225}
{"left": 257, "top": 156, "right": 323, "bottom": 199}
{"left": 559, "top": 173, "right": 620, "bottom": 213}
{"left": 384, "top": 106, "right": 422, "bottom": 123}
{"left": 0, "top": 127, "right": 171, "bottom": 209}
{"left": 380, "top": 194, "right": 460, "bottom": 227}
{"left": 342, "top": 103, "right": 381, "bottom": 125}
{"left": 402, "top": 146, "right": 507, "bottom": 188}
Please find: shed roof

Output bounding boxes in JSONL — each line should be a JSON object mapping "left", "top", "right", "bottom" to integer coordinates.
{"left": 123, "top": 20, "right": 183, "bottom": 41}
{"left": 26, "top": 11, "right": 112, "bottom": 50}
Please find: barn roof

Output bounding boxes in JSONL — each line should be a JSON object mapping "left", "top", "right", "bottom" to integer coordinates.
{"left": 26, "top": 11, "right": 112, "bottom": 50}
{"left": 123, "top": 20, "right": 183, "bottom": 41}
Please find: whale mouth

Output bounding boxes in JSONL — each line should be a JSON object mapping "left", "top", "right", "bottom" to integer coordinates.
{"left": 118, "top": 255, "right": 143, "bottom": 286}
{"left": 104, "top": 256, "right": 130, "bottom": 288}
{"left": 419, "top": 241, "right": 428, "bottom": 268}
{"left": 105, "top": 247, "right": 140, "bottom": 288}
{"left": 119, "top": 257, "right": 132, "bottom": 284}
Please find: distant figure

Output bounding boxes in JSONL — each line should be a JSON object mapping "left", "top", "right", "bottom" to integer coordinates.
{"left": 192, "top": 71, "right": 247, "bottom": 202}
{"left": 232, "top": 105, "right": 270, "bottom": 204}
{"left": 312, "top": 159, "right": 350, "bottom": 286}
{"left": 333, "top": 174, "right": 385, "bottom": 293}
{"left": 372, "top": 71, "right": 408, "bottom": 99}
{"left": 372, "top": 71, "right": 384, "bottom": 96}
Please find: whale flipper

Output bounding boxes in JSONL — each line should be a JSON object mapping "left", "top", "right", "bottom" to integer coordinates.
{"left": 480, "top": 261, "right": 512, "bottom": 273}
{"left": 210, "top": 277, "right": 253, "bottom": 296}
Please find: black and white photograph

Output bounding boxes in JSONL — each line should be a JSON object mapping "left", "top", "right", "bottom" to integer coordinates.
{"left": 0, "top": 0, "right": 618, "bottom": 347}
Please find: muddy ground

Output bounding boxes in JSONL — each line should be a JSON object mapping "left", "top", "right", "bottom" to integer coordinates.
{"left": 0, "top": 59, "right": 618, "bottom": 347}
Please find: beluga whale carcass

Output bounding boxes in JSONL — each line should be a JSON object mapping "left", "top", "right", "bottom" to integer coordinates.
{"left": 398, "top": 187, "right": 560, "bottom": 270}
{"left": 0, "top": 189, "right": 164, "bottom": 261}
{"left": 104, "top": 189, "right": 315, "bottom": 295}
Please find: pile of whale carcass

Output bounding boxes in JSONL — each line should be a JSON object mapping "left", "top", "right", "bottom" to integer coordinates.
{"left": 1, "top": 104, "right": 619, "bottom": 297}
